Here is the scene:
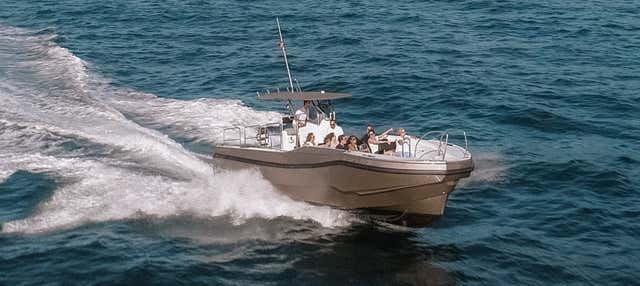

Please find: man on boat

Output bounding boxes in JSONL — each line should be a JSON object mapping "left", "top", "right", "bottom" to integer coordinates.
{"left": 329, "top": 119, "right": 344, "bottom": 137}
{"left": 296, "top": 100, "right": 319, "bottom": 120}
{"left": 295, "top": 100, "right": 310, "bottom": 122}
{"left": 360, "top": 124, "right": 374, "bottom": 145}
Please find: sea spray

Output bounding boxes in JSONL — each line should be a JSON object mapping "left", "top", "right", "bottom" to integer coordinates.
{"left": 0, "top": 24, "right": 352, "bottom": 234}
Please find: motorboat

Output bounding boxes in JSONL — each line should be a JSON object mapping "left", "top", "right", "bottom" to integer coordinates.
{"left": 213, "top": 19, "right": 474, "bottom": 226}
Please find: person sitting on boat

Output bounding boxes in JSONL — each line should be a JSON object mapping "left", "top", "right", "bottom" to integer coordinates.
{"left": 359, "top": 124, "right": 374, "bottom": 145}
{"left": 295, "top": 100, "right": 311, "bottom": 124}
{"left": 360, "top": 125, "right": 392, "bottom": 142}
{"left": 347, "top": 135, "right": 359, "bottom": 151}
{"left": 320, "top": 132, "right": 337, "bottom": 148}
{"left": 396, "top": 128, "right": 410, "bottom": 144}
{"left": 336, "top": 135, "right": 348, "bottom": 150}
{"left": 368, "top": 130, "right": 395, "bottom": 155}
{"left": 328, "top": 119, "right": 344, "bottom": 137}
{"left": 395, "top": 128, "right": 410, "bottom": 156}
{"left": 303, "top": 132, "right": 316, "bottom": 147}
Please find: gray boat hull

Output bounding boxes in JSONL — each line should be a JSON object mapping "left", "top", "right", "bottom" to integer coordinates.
{"left": 213, "top": 145, "right": 473, "bottom": 226}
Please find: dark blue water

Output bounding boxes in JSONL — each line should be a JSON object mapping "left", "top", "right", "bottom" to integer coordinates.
{"left": 1, "top": 0, "right": 639, "bottom": 285}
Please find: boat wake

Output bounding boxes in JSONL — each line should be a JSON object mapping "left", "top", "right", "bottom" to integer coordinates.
{"left": 0, "top": 25, "right": 351, "bottom": 234}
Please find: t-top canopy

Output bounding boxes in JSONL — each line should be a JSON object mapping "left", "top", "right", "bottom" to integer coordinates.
{"left": 257, "top": 91, "right": 351, "bottom": 101}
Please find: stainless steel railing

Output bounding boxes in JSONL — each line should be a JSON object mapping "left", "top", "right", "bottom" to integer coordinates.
{"left": 222, "top": 122, "right": 283, "bottom": 148}
{"left": 413, "top": 130, "right": 470, "bottom": 161}
{"left": 222, "top": 126, "right": 243, "bottom": 145}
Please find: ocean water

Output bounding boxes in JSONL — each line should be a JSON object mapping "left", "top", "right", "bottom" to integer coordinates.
{"left": 1, "top": 0, "right": 639, "bottom": 285}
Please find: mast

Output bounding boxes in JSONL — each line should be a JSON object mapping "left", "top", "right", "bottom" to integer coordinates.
{"left": 276, "top": 17, "right": 295, "bottom": 92}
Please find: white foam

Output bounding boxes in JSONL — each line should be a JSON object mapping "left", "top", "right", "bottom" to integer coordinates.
{"left": 106, "top": 92, "right": 283, "bottom": 144}
{"left": 0, "top": 24, "right": 352, "bottom": 234}
{"left": 1, "top": 155, "right": 349, "bottom": 233}
{"left": 0, "top": 169, "right": 13, "bottom": 183}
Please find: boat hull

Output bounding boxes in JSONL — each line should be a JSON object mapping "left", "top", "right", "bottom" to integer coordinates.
{"left": 213, "top": 146, "right": 473, "bottom": 226}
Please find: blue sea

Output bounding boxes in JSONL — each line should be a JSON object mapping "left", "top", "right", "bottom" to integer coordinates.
{"left": 1, "top": 0, "right": 639, "bottom": 285}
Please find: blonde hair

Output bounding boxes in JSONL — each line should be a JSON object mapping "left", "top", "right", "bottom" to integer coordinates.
{"left": 324, "top": 132, "right": 335, "bottom": 144}
{"left": 305, "top": 132, "right": 315, "bottom": 143}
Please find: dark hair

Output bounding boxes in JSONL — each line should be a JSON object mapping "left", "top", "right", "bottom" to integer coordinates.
{"left": 338, "top": 135, "right": 345, "bottom": 141}
{"left": 366, "top": 125, "right": 375, "bottom": 133}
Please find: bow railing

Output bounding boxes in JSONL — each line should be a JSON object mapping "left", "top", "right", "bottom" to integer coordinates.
{"left": 413, "top": 130, "right": 470, "bottom": 161}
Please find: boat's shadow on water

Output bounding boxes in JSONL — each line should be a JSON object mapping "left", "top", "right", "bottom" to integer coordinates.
{"left": 291, "top": 224, "right": 459, "bottom": 286}
{"left": 128, "top": 215, "right": 460, "bottom": 286}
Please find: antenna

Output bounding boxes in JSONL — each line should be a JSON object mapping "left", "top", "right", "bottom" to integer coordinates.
{"left": 276, "top": 17, "right": 295, "bottom": 92}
